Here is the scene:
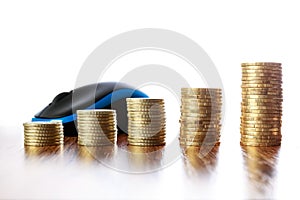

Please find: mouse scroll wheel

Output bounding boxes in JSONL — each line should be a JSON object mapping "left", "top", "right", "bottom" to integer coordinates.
{"left": 52, "top": 92, "right": 70, "bottom": 103}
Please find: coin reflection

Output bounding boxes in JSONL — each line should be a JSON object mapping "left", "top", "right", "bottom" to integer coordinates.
{"left": 242, "top": 145, "right": 280, "bottom": 195}
{"left": 78, "top": 145, "right": 115, "bottom": 164}
{"left": 181, "top": 145, "right": 219, "bottom": 176}
{"left": 24, "top": 145, "right": 64, "bottom": 158}
{"left": 127, "top": 145, "right": 164, "bottom": 172}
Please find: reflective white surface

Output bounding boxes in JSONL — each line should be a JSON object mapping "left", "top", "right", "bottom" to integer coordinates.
{"left": 0, "top": 126, "right": 299, "bottom": 199}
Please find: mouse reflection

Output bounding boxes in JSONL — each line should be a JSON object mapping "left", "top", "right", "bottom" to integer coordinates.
{"left": 181, "top": 145, "right": 220, "bottom": 177}
{"left": 241, "top": 145, "right": 280, "bottom": 195}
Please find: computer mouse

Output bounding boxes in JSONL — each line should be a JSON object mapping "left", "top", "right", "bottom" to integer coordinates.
{"left": 32, "top": 82, "right": 148, "bottom": 136}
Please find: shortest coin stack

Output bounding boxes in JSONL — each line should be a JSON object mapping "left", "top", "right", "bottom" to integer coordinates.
{"left": 180, "top": 88, "right": 222, "bottom": 147}
{"left": 126, "top": 98, "right": 166, "bottom": 146}
{"left": 23, "top": 121, "right": 64, "bottom": 146}
{"left": 77, "top": 109, "right": 117, "bottom": 146}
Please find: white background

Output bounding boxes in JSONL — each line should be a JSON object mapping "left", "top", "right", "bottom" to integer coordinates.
{"left": 1, "top": 0, "right": 299, "bottom": 143}
{"left": 0, "top": 0, "right": 300, "bottom": 198}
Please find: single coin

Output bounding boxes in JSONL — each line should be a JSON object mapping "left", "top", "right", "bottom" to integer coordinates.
{"left": 242, "top": 88, "right": 282, "bottom": 92}
{"left": 242, "top": 77, "right": 282, "bottom": 82}
{"left": 242, "top": 68, "right": 282, "bottom": 72}
{"left": 240, "top": 112, "right": 282, "bottom": 117}
{"left": 24, "top": 142, "right": 63, "bottom": 147}
{"left": 77, "top": 109, "right": 116, "bottom": 114}
{"left": 241, "top": 104, "right": 282, "bottom": 111}
{"left": 239, "top": 131, "right": 281, "bottom": 136}
{"left": 128, "top": 142, "right": 166, "bottom": 146}
{"left": 240, "top": 141, "right": 281, "bottom": 147}
{"left": 240, "top": 127, "right": 281, "bottom": 132}
{"left": 240, "top": 123, "right": 281, "bottom": 128}
{"left": 240, "top": 130, "right": 281, "bottom": 135}
{"left": 241, "top": 109, "right": 282, "bottom": 115}
{"left": 241, "top": 134, "right": 282, "bottom": 139}
{"left": 241, "top": 62, "right": 281, "bottom": 66}
{"left": 78, "top": 142, "right": 114, "bottom": 146}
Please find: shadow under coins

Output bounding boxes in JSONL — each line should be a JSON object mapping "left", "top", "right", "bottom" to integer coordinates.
{"left": 241, "top": 145, "right": 281, "bottom": 196}
{"left": 181, "top": 145, "right": 220, "bottom": 177}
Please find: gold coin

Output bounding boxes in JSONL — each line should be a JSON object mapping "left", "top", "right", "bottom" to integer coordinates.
{"left": 24, "top": 142, "right": 63, "bottom": 146}
{"left": 242, "top": 98, "right": 283, "bottom": 102}
{"left": 181, "top": 110, "right": 222, "bottom": 114}
{"left": 180, "top": 135, "right": 219, "bottom": 141}
{"left": 240, "top": 121, "right": 281, "bottom": 126}
{"left": 241, "top": 134, "right": 281, "bottom": 139}
{"left": 241, "top": 76, "right": 281, "bottom": 81}
{"left": 181, "top": 93, "right": 222, "bottom": 97}
{"left": 77, "top": 109, "right": 116, "bottom": 113}
{"left": 241, "top": 62, "right": 281, "bottom": 66}
{"left": 242, "top": 70, "right": 282, "bottom": 75}
{"left": 240, "top": 127, "right": 281, "bottom": 132}
{"left": 78, "top": 134, "right": 115, "bottom": 139}
{"left": 126, "top": 98, "right": 164, "bottom": 101}
{"left": 181, "top": 88, "right": 221, "bottom": 91}
{"left": 179, "top": 141, "right": 219, "bottom": 146}
{"left": 242, "top": 68, "right": 282, "bottom": 72}
{"left": 243, "top": 88, "right": 282, "bottom": 93}
{"left": 241, "top": 111, "right": 282, "bottom": 116}
{"left": 78, "top": 142, "right": 114, "bottom": 146}
{"left": 24, "top": 133, "right": 63, "bottom": 138}
{"left": 241, "top": 84, "right": 281, "bottom": 89}
{"left": 77, "top": 114, "right": 116, "bottom": 119}
{"left": 241, "top": 109, "right": 282, "bottom": 115}
{"left": 23, "top": 125, "right": 63, "bottom": 130}
{"left": 239, "top": 131, "right": 281, "bottom": 136}
{"left": 240, "top": 116, "right": 281, "bottom": 121}
{"left": 242, "top": 123, "right": 281, "bottom": 128}
{"left": 180, "top": 131, "right": 220, "bottom": 136}
{"left": 180, "top": 122, "right": 221, "bottom": 128}
{"left": 241, "top": 104, "right": 282, "bottom": 111}
{"left": 240, "top": 138, "right": 281, "bottom": 143}
{"left": 242, "top": 70, "right": 281, "bottom": 75}
{"left": 242, "top": 80, "right": 282, "bottom": 85}
{"left": 240, "top": 129, "right": 281, "bottom": 135}
{"left": 241, "top": 100, "right": 282, "bottom": 105}
{"left": 128, "top": 130, "right": 166, "bottom": 136}
{"left": 23, "top": 123, "right": 62, "bottom": 128}
{"left": 240, "top": 141, "right": 281, "bottom": 147}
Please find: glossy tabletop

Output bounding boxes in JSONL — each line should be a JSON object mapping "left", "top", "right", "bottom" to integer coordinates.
{"left": 0, "top": 126, "right": 299, "bottom": 199}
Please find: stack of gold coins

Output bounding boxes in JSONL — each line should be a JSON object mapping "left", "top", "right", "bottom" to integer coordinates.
{"left": 240, "top": 62, "right": 283, "bottom": 146}
{"left": 179, "top": 88, "right": 222, "bottom": 146}
{"left": 23, "top": 121, "right": 64, "bottom": 146}
{"left": 77, "top": 109, "right": 117, "bottom": 146}
{"left": 126, "top": 98, "right": 166, "bottom": 146}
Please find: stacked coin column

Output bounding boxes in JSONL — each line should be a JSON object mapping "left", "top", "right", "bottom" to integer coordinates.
{"left": 23, "top": 121, "right": 64, "bottom": 146}
{"left": 240, "top": 62, "right": 282, "bottom": 146}
{"left": 126, "top": 98, "right": 166, "bottom": 146}
{"left": 77, "top": 109, "right": 117, "bottom": 146}
{"left": 180, "top": 88, "right": 222, "bottom": 146}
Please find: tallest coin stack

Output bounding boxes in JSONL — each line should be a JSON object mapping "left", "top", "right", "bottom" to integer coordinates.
{"left": 240, "top": 62, "right": 283, "bottom": 146}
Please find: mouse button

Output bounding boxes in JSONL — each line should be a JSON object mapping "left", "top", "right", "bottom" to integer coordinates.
{"left": 52, "top": 92, "right": 71, "bottom": 104}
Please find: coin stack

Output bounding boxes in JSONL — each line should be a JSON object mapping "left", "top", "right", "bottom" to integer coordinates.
{"left": 126, "top": 98, "right": 166, "bottom": 146}
{"left": 77, "top": 109, "right": 117, "bottom": 146}
{"left": 240, "top": 62, "right": 282, "bottom": 146}
{"left": 23, "top": 121, "right": 64, "bottom": 146}
{"left": 179, "top": 88, "right": 222, "bottom": 146}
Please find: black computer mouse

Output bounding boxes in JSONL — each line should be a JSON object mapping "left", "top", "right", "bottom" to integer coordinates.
{"left": 32, "top": 82, "right": 148, "bottom": 136}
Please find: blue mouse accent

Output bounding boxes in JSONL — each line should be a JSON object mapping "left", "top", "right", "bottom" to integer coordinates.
{"left": 32, "top": 88, "right": 148, "bottom": 124}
